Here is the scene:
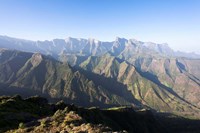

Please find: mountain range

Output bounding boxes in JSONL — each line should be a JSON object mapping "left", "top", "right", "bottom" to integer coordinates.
{"left": 0, "top": 35, "right": 200, "bottom": 119}
{"left": 0, "top": 35, "right": 200, "bottom": 59}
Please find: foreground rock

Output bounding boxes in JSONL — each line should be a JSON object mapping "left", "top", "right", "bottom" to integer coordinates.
{"left": 1, "top": 95, "right": 200, "bottom": 133}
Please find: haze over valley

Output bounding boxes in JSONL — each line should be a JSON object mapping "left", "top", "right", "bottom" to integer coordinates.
{"left": 0, "top": 0, "right": 200, "bottom": 132}
{"left": 0, "top": 35, "right": 200, "bottom": 132}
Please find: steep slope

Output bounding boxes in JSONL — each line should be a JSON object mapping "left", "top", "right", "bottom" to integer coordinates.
{"left": 79, "top": 54, "right": 200, "bottom": 117}
{"left": 0, "top": 49, "right": 135, "bottom": 107}
{"left": 0, "top": 36, "right": 200, "bottom": 118}
{"left": 130, "top": 56, "right": 200, "bottom": 107}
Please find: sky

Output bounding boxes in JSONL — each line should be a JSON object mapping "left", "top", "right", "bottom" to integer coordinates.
{"left": 0, "top": 0, "right": 200, "bottom": 52}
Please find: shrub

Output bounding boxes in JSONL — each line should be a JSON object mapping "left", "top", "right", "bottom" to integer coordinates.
{"left": 18, "top": 122, "right": 25, "bottom": 129}
{"left": 40, "top": 119, "right": 47, "bottom": 127}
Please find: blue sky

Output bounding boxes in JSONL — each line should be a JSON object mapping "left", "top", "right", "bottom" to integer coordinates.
{"left": 0, "top": 0, "right": 200, "bottom": 52}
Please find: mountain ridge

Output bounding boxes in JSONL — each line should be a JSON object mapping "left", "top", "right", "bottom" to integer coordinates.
{"left": 0, "top": 49, "right": 200, "bottom": 118}
{"left": 0, "top": 36, "right": 200, "bottom": 119}
{"left": 0, "top": 35, "right": 199, "bottom": 59}
{"left": 0, "top": 49, "right": 138, "bottom": 108}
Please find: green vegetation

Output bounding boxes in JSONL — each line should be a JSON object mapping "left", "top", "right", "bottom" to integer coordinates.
{"left": 0, "top": 95, "right": 162, "bottom": 133}
{"left": 18, "top": 122, "right": 25, "bottom": 129}
{"left": 78, "top": 54, "right": 200, "bottom": 118}
{"left": 0, "top": 49, "right": 200, "bottom": 122}
{"left": 1, "top": 95, "right": 200, "bottom": 133}
{"left": 0, "top": 95, "right": 54, "bottom": 132}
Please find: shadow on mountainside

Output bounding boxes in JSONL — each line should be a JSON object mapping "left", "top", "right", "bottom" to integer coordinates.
{"left": 74, "top": 67, "right": 142, "bottom": 107}
{"left": 133, "top": 67, "right": 196, "bottom": 107}
{"left": 0, "top": 83, "right": 135, "bottom": 108}
{"left": 1, "top": 95, "right": 200, "bottom": 133}
{"left": 155, "top": 112, "right": 200, "bottom": 133}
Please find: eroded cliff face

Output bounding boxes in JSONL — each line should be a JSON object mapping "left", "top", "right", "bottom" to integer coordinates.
{"left": 31, "top": 53, "right": 43, "bottom": 67}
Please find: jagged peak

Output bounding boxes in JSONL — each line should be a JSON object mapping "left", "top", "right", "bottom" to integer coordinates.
{"left": 88, "top": 38, "right": 100, "bottom": 44}
{"left": 129, "top": 38, "right": 140, "bottom": 43}
{"left": 115, "top": 37, "right": 128, "bottom": 42}
{"left": 65, "top": 37, "right": 76, "bottom": 41}
{"left": 65, "top": 37, "right": 87, "bottom": 43}
{"left": 0, "top": 35, "right": 199, "bottom": 58}
{"left": 36, "top": 40, "right": 51, "bottom": 43}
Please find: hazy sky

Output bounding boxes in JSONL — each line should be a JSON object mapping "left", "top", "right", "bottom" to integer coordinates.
{"left": 0, "top": 0, "right": 200, "bottom": 52}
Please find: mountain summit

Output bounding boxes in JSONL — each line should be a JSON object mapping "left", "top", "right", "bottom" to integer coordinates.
{"left": 0, "top": 35, "right": 199, "bottom": 59}
{"left": 0, "top": 35, "right": 200, "bottom": 119}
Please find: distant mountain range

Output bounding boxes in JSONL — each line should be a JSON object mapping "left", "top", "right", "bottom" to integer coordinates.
{"left": 0, "top": 35, "right": 200, "bottom": 119}
{"left": 0, "top": 35, "right": 200, "bottom": 59}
